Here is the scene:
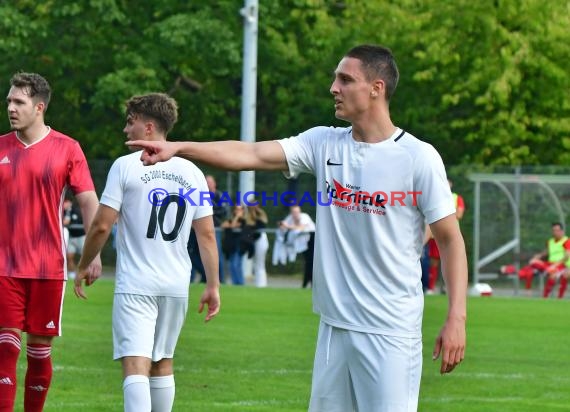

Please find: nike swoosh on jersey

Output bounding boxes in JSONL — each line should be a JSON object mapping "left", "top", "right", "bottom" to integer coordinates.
{"left": 326, "top": 159, "right": 342, "bottom": 166}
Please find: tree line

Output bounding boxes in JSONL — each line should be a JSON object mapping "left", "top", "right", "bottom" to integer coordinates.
{"left": 0, "top": 0, "right": 568, "bottom": 165}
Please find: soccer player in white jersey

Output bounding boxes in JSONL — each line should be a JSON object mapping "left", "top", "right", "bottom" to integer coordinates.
{"left": 74, "top": 93, "right": 220, "bottom": 412}
{"left": 127, "top": 45, "right": 467, "bottom": 411}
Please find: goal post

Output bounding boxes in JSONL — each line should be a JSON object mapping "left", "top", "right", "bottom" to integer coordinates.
{"left": 469, "top": 172, "right": 568, "bottom": 295}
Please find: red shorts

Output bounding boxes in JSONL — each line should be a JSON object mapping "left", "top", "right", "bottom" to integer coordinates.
{"left": 531, "top": 261, "right": 566, "bottom": 276}
{"left": 428, "top": 238, "right": 440, "bottom": 259}
{"left": 0, "top": 277, "right": 65, "bottom": 336}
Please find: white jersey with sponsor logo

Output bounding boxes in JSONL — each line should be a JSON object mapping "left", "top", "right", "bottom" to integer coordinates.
{"left": 278, "top": 127, "right": 455, "bottom": 337}
{"left": 101, "top": 151, "right": 212, "bottom": 297}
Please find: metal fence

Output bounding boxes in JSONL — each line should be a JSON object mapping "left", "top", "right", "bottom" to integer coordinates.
{"left": 87, "top": 160, "right": 570, "bottom": 288}
{"left": 86, "top": 160, "right": 316, "bottom": 276}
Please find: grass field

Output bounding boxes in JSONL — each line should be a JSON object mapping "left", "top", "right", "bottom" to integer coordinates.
{"left": 14, "top": 279, "right": 570, "bottom": 411}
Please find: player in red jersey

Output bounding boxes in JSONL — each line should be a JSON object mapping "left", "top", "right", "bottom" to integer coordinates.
{"left": 0, "top": 73, "right": 101, "bottom": 412}
{"left": 426, "top": 179, "right": 465, "bottom": 294}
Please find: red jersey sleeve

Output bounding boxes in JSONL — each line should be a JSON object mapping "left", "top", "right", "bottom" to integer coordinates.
{"left": 456, "top": 194, "right": 465, "bottom": 210}
{"left": 67, "top": 141, "right": 95, "bottom": 195}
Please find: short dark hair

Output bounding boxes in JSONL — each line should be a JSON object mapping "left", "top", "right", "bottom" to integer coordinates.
{"left": 10, "top": 72, "right": 51, "bottom": 109}
{"left": 345, "top": 45, "right": 399, "bottom": 101}
{"left": 552, "top": 222, "right": 564, "bottom": 230}
{"left": 125, "top": 93, "right": 178, "bottom": 135}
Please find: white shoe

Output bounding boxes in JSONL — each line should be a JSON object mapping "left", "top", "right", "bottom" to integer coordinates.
{"left": 68, "top": 271, "right": 76, "bottom": 280}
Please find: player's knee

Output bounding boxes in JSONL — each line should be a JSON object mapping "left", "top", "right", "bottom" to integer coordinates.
{"left": 151, "top": 359, "right": 173, "bottom": 377}
{"left": 26, "top": 334, "right": 54, "bottom": 346}
{"left": 0, "top": 330, "right": 22, "bottom": 367}
{"left": 122, "top": 356, "right": 152, "bottom": 377}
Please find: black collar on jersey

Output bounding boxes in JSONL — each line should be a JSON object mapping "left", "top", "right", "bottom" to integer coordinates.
{"left": 347, "top": 128, "right": 406, "bottom": 142}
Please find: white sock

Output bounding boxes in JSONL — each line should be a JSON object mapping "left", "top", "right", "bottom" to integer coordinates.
{"left": 123, "top": 374, "right": 151, "bottom": 412}
{"left": 149, "top": 375, "right": 176, "bottom": 412}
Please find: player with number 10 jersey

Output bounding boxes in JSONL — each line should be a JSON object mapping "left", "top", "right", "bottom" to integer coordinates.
{"left": 101, "top": 152, "right": 212, "bottom": 297}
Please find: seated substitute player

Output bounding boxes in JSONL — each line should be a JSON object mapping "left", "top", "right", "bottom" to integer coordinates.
{"left": 518, "top": 222, "right": 570, "bottom": 298}
{"left": 74, "top": 93, "right": 220, "bottom": 412}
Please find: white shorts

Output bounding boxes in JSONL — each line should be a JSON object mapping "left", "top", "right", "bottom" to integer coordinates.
{"left": 63, "top": 228, "right": 69, "bottom": 248}
{"left": 112, "top": 294, "right": 188, "bottom": 362}
{"left": 67, "top": 235, "right": 85, "bottom": 254}
{"left": 309, "top": 321, "right": 422, "bottom": 412}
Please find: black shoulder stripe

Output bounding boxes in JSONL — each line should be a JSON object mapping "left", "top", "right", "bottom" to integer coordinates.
{"left": 394, "top": 130, "right": 406, "bottom": 142}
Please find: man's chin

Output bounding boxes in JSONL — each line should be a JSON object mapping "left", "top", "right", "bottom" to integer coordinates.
{"left": 126, "top": 139, "right": 142, "bottom": 152}
{"left": 334, "top": 112, "right": 349, "bottom": 122}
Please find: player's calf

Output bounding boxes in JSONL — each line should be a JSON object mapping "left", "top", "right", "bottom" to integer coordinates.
{"left": 24, "top": 343, "right": 53, "bottom": 412}
{"left": 0, "top": 330, "right": 21, "bottom": 411}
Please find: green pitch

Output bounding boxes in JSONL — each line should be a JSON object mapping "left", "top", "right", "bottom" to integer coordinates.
{"left": 14, "top": 280, "right": 570, "bottom": 411}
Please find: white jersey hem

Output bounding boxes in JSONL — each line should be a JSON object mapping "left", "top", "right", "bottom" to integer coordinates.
{"left": 319, "top": 315, "right": 422, "bottom": 339}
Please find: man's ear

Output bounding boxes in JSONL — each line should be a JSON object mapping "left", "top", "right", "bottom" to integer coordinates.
{"left": 145, "top": 121, "right": 154, "bottom": 136}
{"left": 372, "top": 79, "right": 385, "bottom": 99}
{"left": 35, "top": 101, "right": 46, "bottom": 115}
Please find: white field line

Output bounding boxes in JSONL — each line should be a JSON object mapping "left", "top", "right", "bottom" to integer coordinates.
{"left": 451, "top": 371, "right": 570, "bottom": 383}
{"left": 214, "top": 399, "right": 305, "bottom": 407}
{"left": 422, "top": 396, "right": 570, "bottom": 409}
{"left": 186, "top": 367, "right": 311, "bottom": 375}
